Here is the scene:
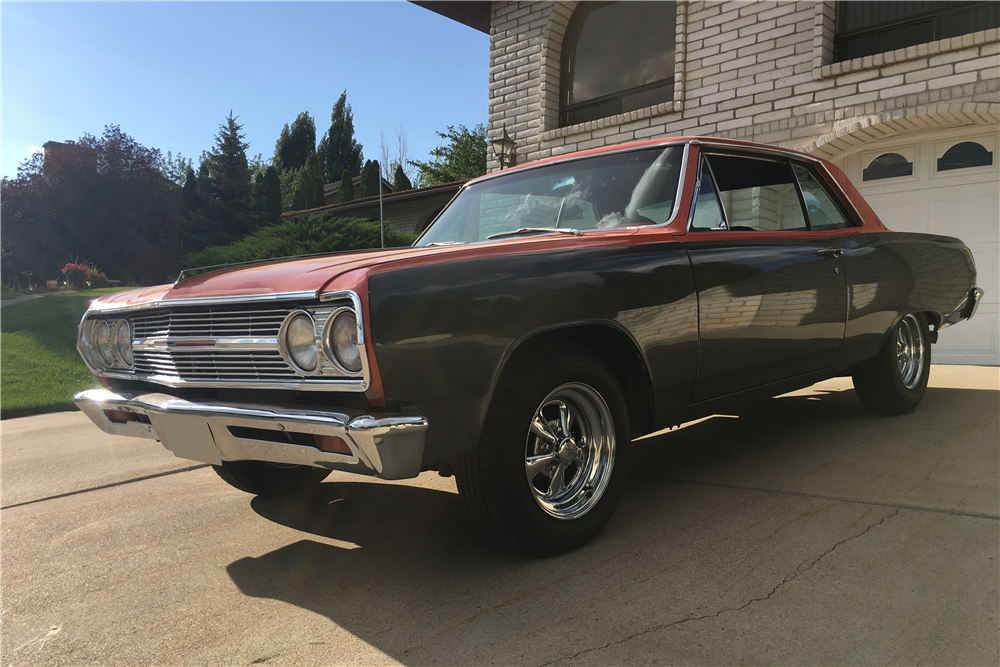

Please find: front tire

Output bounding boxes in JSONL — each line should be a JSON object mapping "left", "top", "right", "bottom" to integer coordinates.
{"left": 213, "top": 460, "right": 330, "bottom": 497}
{"left": 455, "top": 345, "right": 630, "bottom": 556}
{"left": 852, "top": 312, "right": 931, "bottom": 415}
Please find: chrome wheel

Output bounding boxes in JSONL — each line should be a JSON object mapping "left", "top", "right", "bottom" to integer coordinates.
{"left": 524, "top": 382, "right": 615, "bottom": 520}
{"left": 896, "top": 314, "right": 925, "bottom": 389}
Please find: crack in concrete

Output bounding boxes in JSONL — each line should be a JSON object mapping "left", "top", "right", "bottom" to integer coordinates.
{"left": 539, "top": 508, "right": 902, "bottom": 667}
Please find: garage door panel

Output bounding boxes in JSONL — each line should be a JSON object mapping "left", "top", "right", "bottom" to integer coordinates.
{"left": 934, "top": 303, "right": 999, "bottom": 366}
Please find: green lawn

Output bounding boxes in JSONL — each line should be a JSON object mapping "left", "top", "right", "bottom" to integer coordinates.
{"left": 1, "top": 288, "right": 130, "bottom": 419}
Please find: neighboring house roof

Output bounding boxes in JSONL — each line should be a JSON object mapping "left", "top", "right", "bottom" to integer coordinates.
{"left": 282, "top": 179, "right": 468, "bottom": 221}
{"left": 323, "top": 175, "right": 393, "bottom": 198}
{"left": 411, "top": 1, "right": 490, "bottom": 33}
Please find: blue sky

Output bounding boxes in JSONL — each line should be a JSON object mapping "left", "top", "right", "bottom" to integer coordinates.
{"left": 1, "top": 2, "right": 488, "bottom": 179}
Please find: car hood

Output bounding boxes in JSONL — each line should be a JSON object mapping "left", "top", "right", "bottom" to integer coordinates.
{"left": 89, "top": 246, "right": 429, "bottom": 309}
{"left": 87, "top": 231, "right": 649, "bottom": 311}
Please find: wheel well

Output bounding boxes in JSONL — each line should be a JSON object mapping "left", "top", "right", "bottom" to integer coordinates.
{"left": 496, "top": 324, "right": 655, "bottom": 436}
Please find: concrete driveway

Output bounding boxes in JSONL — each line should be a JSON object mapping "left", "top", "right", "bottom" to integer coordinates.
{"left": 2, "top": 366, "right": 997, "bottom": 666}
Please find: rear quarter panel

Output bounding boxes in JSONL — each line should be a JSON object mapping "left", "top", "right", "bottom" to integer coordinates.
{"left": 838, "top": 231, "right": 976, "bottom": 368}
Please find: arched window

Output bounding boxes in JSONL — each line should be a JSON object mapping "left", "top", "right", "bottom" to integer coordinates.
{"left": 937, "top": 141, "right": 994, "bottom": 171}
{"left": 862, "top": 153, "right": 913, "bottom": 181}
{"left": 560, "top": 2, "right": 676, "bottom": 128}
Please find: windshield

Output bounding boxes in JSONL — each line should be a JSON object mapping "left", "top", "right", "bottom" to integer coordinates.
{"left": 416, "top": 145, "right": 684, "bottom": 246}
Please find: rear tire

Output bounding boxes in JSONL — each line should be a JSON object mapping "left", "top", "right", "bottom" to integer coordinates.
{"left": 455, "top": 344, "right": 630, "bottom": 556}
{"left": 213, "top": 460, "right": 330, "bottom": 497}
{"left": 852, "top": 312, "right": 931, "bottom": 415}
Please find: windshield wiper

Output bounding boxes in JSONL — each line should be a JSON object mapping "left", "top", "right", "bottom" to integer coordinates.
{"left": 486, "top": 227, "right": 584, "bottom": 240}
{"left": 425, "top": 241, "right": 465, "bottom": 247}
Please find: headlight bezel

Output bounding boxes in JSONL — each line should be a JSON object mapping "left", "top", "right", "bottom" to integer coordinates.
{"left": 323, "top": 307, "right": 364, "bottom": 374}
{"left": 278, "top": 309, "right": 321, "bottom": 375}
{"left": 112, "top": 319, "right": 134, "bottom": 368}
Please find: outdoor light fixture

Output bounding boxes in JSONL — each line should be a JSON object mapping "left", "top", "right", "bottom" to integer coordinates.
{"left": 491, "top": 125, "right": 517, "bottom": 169}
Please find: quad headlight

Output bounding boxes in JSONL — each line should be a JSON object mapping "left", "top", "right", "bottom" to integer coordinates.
{"left": 279, "top": 311, "right": 319, "bottom": 373}
{"left": 324, "top": 309, "right": 363, "bottom": 373}
{"left": 80, "top": 318, "right": 134, "bottom": 370}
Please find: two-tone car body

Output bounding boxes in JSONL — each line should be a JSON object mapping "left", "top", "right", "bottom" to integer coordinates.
{"left": 75, "top": 137, "right": 983, "bottom": 553}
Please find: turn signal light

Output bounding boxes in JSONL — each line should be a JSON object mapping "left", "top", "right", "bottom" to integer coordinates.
{"left": 314, "top": 434, "right": 352, "bottom": 455}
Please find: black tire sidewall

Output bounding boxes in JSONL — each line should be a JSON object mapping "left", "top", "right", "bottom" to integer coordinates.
{"left": 854, "top": 312, "right": 931, "bottom": 415}
{"left": 484, "top": 348, "right": 631, "bottom": 555}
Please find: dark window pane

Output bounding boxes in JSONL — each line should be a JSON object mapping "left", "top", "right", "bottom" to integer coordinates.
{"left": 706, "top": 155, "right": 808, "bottom": 232}
{"left": 863, "top": 153, "right": 914, "bottom": 181}
{"left": 561, "top": 2, "right": 676, "bottom": 127}
{"left": 791, "top": 163, "right": 851, "bottom": 230}
{"left": 834, "top": 1, "right": 999, "bottom": 62}
{"left": 937, "top": 142, "right": 994, "bottom": 171}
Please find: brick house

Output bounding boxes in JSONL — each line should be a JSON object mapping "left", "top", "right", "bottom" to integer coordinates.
{"left": 419, "top": 1, "right": 1000, "bottom": 365}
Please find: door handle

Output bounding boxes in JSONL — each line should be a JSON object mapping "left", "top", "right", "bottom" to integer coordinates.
{"left": 815, "top": 248, "right": 843, "bottom": 258}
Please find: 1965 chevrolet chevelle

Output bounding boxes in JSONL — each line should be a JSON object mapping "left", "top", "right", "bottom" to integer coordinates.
{"left": 75, "top": 137, "right": 983, "bottom": 554}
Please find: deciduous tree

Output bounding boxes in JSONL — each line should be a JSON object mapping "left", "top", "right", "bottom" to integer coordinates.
{"left": 411, "top": 123, "right": 487, "bottom": 187}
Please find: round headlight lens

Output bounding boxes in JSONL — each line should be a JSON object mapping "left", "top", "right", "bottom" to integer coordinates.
{"left": 285, "top": 313, "right": 318, "bottom": 372}
{"left": 329, "top": 310, "right": 362, "bottom": 372}
{"left": 114, "top": 320, "right": 133, "bottom": 367}
{"left": 94, "top": 320, "right": 114, "bottom": 367}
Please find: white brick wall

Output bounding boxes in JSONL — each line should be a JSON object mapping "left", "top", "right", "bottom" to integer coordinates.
{"left": 487, "top": 1, "right": 1000, "bottom": 168}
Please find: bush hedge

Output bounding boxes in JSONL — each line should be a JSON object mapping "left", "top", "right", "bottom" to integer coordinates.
{"left": 183, "top": 215, "right": 417, "bottom": 269}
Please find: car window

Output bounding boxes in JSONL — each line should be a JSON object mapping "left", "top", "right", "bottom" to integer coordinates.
{"left": 791, "top": 162, "right": 851, "bottom": 230}
{"left": 690, "top": 160, "right": 727, "bottom": 230}
{"left": 416, "top": 146, "right": 684, "bottom": 245}
{"left": 704, "top": 154, "right": 808, "bottom": 231}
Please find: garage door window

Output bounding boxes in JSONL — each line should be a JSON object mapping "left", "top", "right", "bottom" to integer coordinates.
{"left": 863, "top": 153, "right": 914, "bottom": 181}
{"left": 937, "top": 141, "right": 994, "bottom": 172}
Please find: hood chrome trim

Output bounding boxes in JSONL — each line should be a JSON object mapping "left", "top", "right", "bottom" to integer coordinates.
{"left": 87, "top": 290, "right": 320, "bottom": 314}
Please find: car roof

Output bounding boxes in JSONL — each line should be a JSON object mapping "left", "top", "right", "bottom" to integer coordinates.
{"left": 466, "top": 136, "right": 829, "bottom": 187}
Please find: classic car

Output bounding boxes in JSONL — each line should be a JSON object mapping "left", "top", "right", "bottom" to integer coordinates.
{"left": 74, "top": 137, "right": 983, "bottom": 555}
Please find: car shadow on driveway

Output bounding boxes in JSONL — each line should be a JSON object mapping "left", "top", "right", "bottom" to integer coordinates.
{"left": 225, "top": 384, "right": 998, "bottom": 665}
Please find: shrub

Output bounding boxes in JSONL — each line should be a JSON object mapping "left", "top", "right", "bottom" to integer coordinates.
{"left": 62, "top": 263, "right": 90, "bottom": 289}
{"left": 183, "top": 215, "right": 417, "bottom": 269}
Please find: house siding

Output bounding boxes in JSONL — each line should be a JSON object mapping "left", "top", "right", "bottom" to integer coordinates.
{"left": 487, "top": 1, "right": 1000, "bottom": 167}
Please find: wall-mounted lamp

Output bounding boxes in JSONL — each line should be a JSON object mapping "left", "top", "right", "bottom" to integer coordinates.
{"left": 491, "top": 125, "right": 517, "bottom": 170}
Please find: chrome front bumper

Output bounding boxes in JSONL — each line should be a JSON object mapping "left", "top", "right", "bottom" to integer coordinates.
{"left": 74, "top": 389, "right": 428, "bottom": 480}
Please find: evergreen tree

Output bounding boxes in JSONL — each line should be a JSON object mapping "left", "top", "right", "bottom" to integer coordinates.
{"left": 274, "top": 112, "right": 316, "bottom": 172}
{"left": 181, "top": 166, "right": 199, "bottom": 214}
{"left": 337, "top": 168, "right": 353, "bottom": 203}
{"left": 393, "top": 163, "right": 413, "bottom": 192}
{"left": 293, "top": 154, "right": 325, "bottom": 211}
{"left": 261, "top": 165, "right": 282, "bottom": 221}
{"left": 358, "top": 159, "right": 381, "bottom": 198}
{"left": 206, "top": 111, "right": 251, "bottom": 216}
{"left": 323, "top": 92, "right": 364, "bottom": 183}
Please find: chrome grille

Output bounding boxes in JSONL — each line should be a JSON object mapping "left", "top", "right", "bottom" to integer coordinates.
{"left": 133, "top": 349, "right": 299, "bottom": 381}
{"left": 131, "top": 307, "right": 288, "bottom": 339}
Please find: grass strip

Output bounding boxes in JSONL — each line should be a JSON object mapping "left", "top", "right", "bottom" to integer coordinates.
{"left": 1, "top": 288, "right": 130, "bottom": 419}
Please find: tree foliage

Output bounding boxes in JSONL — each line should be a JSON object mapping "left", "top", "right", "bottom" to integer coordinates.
{"left": 292, "top": 154, "right": 325, "bottom": 211}
{"left": 393, "top": 163, "right": 413, "bottom": 192}
{"left": 1, "top": 126, "right": 180, "bottom": 286}
{"left": 180, "top": 112, "right": 256, "bottom": 252}
{"left": 322, "top": 92, "right": 363, "bottom": 183}
{"left": 183, "top": 216, "right": 416, "bottom": 269}
{"left": 411, "top": 123, "right": 487, "bottom": 187}
{"left": 337, "top": 168, "right": 354, "bottom": 203}
{"left": 274, "top": 112, "right": 317, "bottom": 172}
{"left": 258, "top": 165, "right": 283, "bottom": 223}
{"left": 359, "top": 159, "right": 381, "bottom": 198}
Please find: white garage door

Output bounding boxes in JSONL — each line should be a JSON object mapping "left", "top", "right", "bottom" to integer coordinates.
{"left": 835, "top": 127, "right": 999, "bottom": 366}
